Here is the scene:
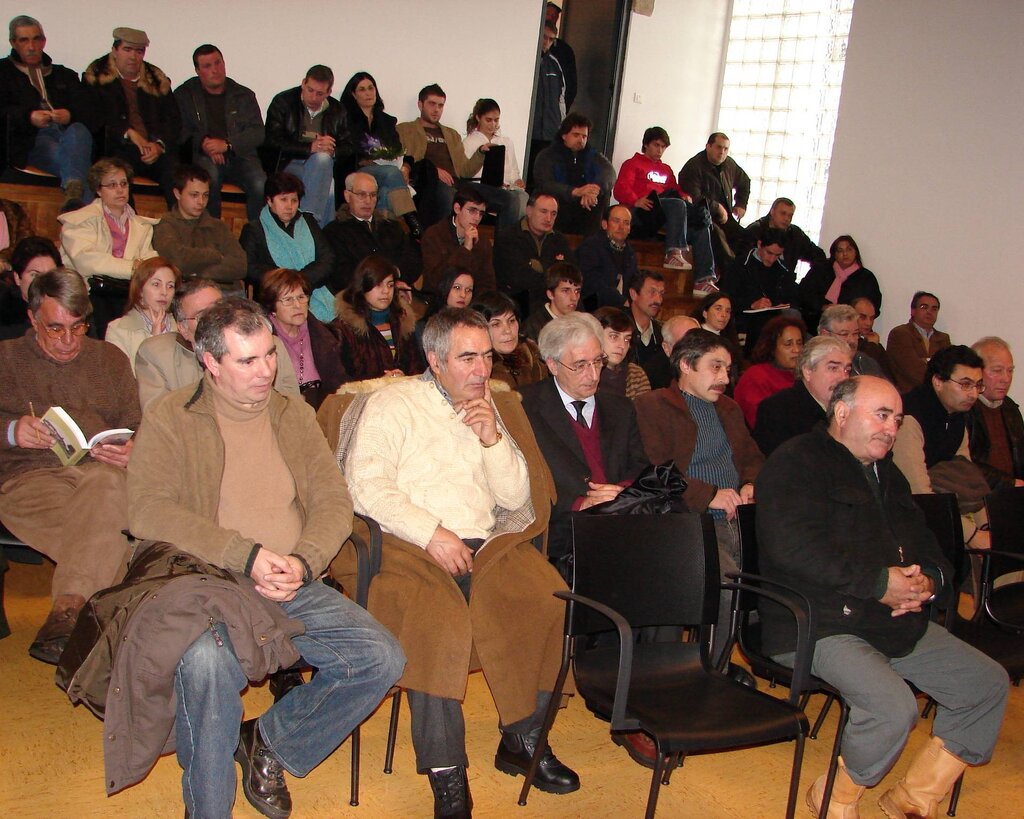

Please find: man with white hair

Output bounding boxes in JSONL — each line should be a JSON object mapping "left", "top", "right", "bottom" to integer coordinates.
{"left": 754, "top": 335, "right": 852, "bottom": 455}
{"left": 659, "top": 314, "right": 701, "bottom": 358}
{"left": 819, "top": 303, "right": 886, "bottom": 378}
{"left": 968, "top": 336, "right": 1024, "bottom": 489}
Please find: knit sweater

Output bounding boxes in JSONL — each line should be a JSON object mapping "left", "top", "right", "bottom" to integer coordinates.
{"left": 152, "top": 208, "right": 247, "bottom": 284}
{"left": 0, "top": 334, "right": 140, "bottom": 483}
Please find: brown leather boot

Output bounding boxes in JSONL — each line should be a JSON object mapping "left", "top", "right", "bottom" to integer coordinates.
{"left": 878, "top": 736, "right": 967, "bottom": 819}
{"left": 28, "top": 594, "right": 85, "bottom": 665}
{"left": 805, "top": 759, "right": 866, "bottom": 818}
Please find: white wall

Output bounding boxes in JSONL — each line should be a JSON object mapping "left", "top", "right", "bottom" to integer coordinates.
{"left": 612, "top": 1, "right": 731, "bottom": 171}
{"left": 821, "top": 0, "right": 1024, "bottom": 397}
{"left": 23, "top": 0, "right": 545, "bottom": 159}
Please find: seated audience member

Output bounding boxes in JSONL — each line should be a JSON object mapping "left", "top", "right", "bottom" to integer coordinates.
{"left": 240, "top": 172, "right": 334, "bottom": 308}
{"left": 58, "top": 158, "right": 158, "bottom": 280}
{"left": 0, "top": 236, "right": 60, "bottom": 340}
{"left": 339, "top": 71, "right": 422, "bottom": 236}
{"left": 463, "top": 98, "right": 528, "bottom": 228}
{"left": 734, "top": 315, "right": 806, "bottom": 428}
{"left": 575, "top": 204, "right": 636, "bottom": 311}
{"left": 339, "top": 307, "right": 577, "bottom": 815}
{"left": 321, "top": 171, "right": 421, "bottom": 297}
{"left": 126, "top": 297, "right": 404, "bottom": 818}
{"left": 968, "top": 337, "right": 1024, "bottom": 490}
{"left": 594, "top": 306, "right": 651, "bottom": 400}
{"left": 753, "top": 335, "right": 852, "bottom": 455}
{"left": 892, "top": 345, "right": 991, "bottom": 549}
{"left": 756, "top": 375, "right": 1008, "bottom": 819}
{"left": 260, "top": 267, "right": 348, "bottom": 409}
{"left": 494, "top": 192, "right": 574, "bottom": 312}
{"left": 471, "top": 290, "right": 547, "bottom": 389}
{"left": 415, "top": 266, "right": 475, "bottom": 350}
{"left": 104, "top": 256, "right": 180, "bottom": 372}
{"left": 634, "top": 329, "right": 764, "bottom": 666}
{"left": 660, "top": 315, "right": 701, "bottom": 358}
{"left": 82, "top": 27, "right": 180, "bottom": 205}
{"left": 677, "top": 132, "right": 750, "bottom": 261}
{"left": 523, "top": 262, "right": 581, "bottom": 341}
{"left": 532, "top": 112, "right": 615, "bottom": 236}
{"left": 798, "top": 234, "right": 881, "bottom": 334}
{"left": 0, "top": 15, "right": 94, "bottom": 207}
{"left": 719, "top": 227, "right": 799, "bottom": 351}
{"left": 174, "top": 44, "right": 266, "bottom": 221}
{"left": 397, "top": 84, "right": 485, "bottom": 228}
{"left": 819, "top": 303, "right": 887, "bottom": 378}
{"left": 135, "top": 277, "right": 298, "bottom": 408}
{"left": 521, "top": 312, "right": 648, "bottom": 580}
{"left": 152, "top": 164, "right": 246, "bottom": 289}
{"left": 626, "top": 269, "right": 673, "bottom": 389}
{"left": 421, "top": 187, "right": 496, "bottom": 294}
{"left": 692, "top": 291, "right": 741, "bottom": 349}
{"left": 743, "top": 197, "right": 826, "bottom": 274}
{"left": 264, "top": 65, "right": 350, "bottom": 227}
{"left": 852, "top": 295, "right": 892, "bottom": 376}
{"left": 0, "top": 268, "right": 140, "bottom": 663}
{"left": 887, "top": 291, "right": 951, "bottom": 393}
{"left": 613, "top": 126, "right": 716, "bottom": 286}
{"left": 333, "top": 255, "right": 423, "bottom": 380}
{"left": 0, "top": 199, "right": 33, "bottom": 272}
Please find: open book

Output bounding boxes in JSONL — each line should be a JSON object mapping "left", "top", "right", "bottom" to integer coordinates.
{"left": 41, "top": 406, "right": 134, "bottom": 467}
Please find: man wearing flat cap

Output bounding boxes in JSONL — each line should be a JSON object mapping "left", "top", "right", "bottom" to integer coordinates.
{"left": 83, "top": 27, "right": 180, "bottom": 205}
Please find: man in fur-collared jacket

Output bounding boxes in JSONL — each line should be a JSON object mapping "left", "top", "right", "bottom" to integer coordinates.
{"left": 82, "top": 27, "right": 180, "bottom": 205}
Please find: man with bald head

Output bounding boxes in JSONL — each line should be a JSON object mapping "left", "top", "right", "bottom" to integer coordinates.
{"left": 968, "top": 337, "right": 1024, "bottom": 490}
{"left": 659, "top": 314, "right": 700, "bottom": 358}
{"left": 757, "top": 375, "right": 1007, "bottom": 818}
{"left": 577, "top": 204, "right": 637, "bottom": 311}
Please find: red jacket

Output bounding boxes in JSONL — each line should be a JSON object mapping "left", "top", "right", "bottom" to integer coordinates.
{"left": 613, "top": 152, "right": 690, "bottom": 207}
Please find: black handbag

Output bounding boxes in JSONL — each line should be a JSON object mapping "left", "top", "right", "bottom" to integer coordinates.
{"left": 585, "top": 461, "right": 688, "bottom": 516}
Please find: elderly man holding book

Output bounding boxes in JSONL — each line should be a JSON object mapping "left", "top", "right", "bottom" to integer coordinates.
{"left": 0, "top": 268, "right": 140, "bottom": 664}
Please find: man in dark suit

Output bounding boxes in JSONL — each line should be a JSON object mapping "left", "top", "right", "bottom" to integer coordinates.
{"left": 754, "top": 335, "right": 852, "bottom": 455}
{"left": 520, "top": 312, "right": 648, "bottom": 579}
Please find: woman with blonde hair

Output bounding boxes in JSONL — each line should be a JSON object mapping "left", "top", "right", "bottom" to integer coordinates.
{"left": 104, "top": 256, "right": 181, "bottom": 372}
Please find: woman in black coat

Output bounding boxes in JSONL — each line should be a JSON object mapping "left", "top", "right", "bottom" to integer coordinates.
{"left": 798, "top": 234, "right": 881, "bottom": 333}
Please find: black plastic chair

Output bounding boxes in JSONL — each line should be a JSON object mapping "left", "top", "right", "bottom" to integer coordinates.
{"left": 977, "top": 486, "right": 1024, "bottom": 632}
{"left": 0, "top": 521, "right": 45, "bottom": 640}
{"left": 519, "top": 512, "right": 813, "bottom": 819}
{"left": 731, "top": 503, "right": 849, "bottom": 819}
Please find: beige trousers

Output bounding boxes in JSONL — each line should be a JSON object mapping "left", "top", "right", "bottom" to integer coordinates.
{"left": 0, "top": 464, "right": 132, "bottom": 600}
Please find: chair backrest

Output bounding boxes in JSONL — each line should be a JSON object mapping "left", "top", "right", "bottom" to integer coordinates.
{"left": 569, "top": 512, "right": 719, "bottom": 636}
{"left": 984, "top": 485, "right": 1024, "bottom": 578}
{"left": 912, "top": 492, "right": 967, "bottom": 596}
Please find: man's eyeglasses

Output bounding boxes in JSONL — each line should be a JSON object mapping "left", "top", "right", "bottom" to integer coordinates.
{"left": 277, "top": 294, "right": 310, "bottom": 305}
{"left": 556, "top": 356, "right": 608, "bottom": 374}
{"left": 349, "top": 190, "right": 378, "bottom": 200}
{"left": 42, "top": 321, "right": 89, "bottom": 339}
{"left": 949, "top": 378, "right": 986, "bottom": 394}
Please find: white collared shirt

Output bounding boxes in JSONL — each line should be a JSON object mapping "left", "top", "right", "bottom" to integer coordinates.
{"left": 553, "top": 379, "right": 595, "bottom": 426}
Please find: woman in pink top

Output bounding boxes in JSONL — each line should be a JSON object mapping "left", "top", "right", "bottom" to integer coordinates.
{"left": 734, "top": 315, "right": 806, "bottom": 428}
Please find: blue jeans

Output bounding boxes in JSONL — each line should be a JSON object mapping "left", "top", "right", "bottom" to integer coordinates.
{"left": 469, "top": 182, "right": 528, "bottom": 228}
{"left": 285, "top": 153, "right": 336, "bottom": 227}
{"left": 360, "top": 163, "right": 408, "bottom": 217}
{"left": 174, "top": 580, "right": 405, "bottom": 818}
{"left": 197, "top": 153, "right": 267, "bottom": 222}
{"left": 635, "top": 196, "right": 715, "bottom": 282}
{"left": 26, "top": 122, "right": 93, "bottom": 200}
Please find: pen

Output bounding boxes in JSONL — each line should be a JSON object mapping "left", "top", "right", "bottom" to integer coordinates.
{"left": 29, "top": 401, "right": 44, "bottom": 445}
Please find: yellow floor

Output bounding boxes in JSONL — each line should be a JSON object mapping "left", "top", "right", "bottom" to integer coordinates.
{"left": 1, "top": 560, "right": 1021, "bottom": 818}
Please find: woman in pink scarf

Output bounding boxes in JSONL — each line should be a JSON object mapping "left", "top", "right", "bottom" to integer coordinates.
{"left": 798, "top": 234, "right": 881, "bottom": 332}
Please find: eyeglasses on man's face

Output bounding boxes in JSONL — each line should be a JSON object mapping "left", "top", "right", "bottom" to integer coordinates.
{"left": 948, "top": 378, "right": 985, "bottom": 394}
{"left": 42, "top": 321, "right": 89, "bottom": 339}
{"left": 556, "top": 355, "right": 608, "bottom": 374}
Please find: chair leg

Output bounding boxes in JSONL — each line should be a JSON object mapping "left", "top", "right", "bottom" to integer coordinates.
{"left": 786, "top": 733, "right": 806, "bottom": 819}
{"left": 645, "top": 752, "right": 667, "bottom": 819}
{"left": 810, "top": 693, "right": 835, "bottom": 740}
{"left": 349, "top": 724, "right": 360, "bottom": 806}
{"left": 661, "top": 752, "right": 684, "bottom": 786}
{"left": 383, "top": 689, "right": 402, "bottom": 774}
{"left": 0, "top": 569, "right": 10, "bottom": 640}
{"left": 947, "top": 770, "right": 964, "bottom": 816}
{"left": 518, "top": 661, "right": 570, "bottom": 807}
{"left": 922, "top": 696, "right": 937, "bottom": 719}
{"left": 818, "top": 701, "right": 849, "bottom": 819}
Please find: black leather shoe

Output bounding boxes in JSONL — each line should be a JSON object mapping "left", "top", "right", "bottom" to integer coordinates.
{"left": 234, "top": 718, "right": 292, "bottom": 819}
{"left": 268, "top": 669, "right": 305, "bottom": 703}
{"left": 728, "top": 662, "right": 758, "bottom": 689}
{"left": 427, "top": 766, "right": 472, "bottom": 818}
{"left": 403, "top": 212, "right": 423, "bottom": 240}
{"left": 494, "top": 731, "right": 580, "bottom": 794}
{"left": 28, "top": 594, "right": 84, "bottom": 665}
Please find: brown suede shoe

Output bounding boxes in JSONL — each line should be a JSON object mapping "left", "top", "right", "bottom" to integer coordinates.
{"left": 28, "top": 594, "right": 85, "bottom": 665}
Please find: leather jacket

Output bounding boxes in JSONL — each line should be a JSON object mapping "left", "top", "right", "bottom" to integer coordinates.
{"left": 264, "top": 86, "right": 351, "bottom": 166}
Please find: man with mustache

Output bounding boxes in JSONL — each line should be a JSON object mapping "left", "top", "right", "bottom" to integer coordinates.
{"left": 635, "top": 329, "right": 764, "bottom": 665}
{"left": 626, "top": 269, "right": 673, "bottom": 389}
{"left": 756, "top": 375, "right": 1008, "bottom": 818}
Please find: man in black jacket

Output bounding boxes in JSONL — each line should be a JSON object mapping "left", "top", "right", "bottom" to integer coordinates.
{"left": 264, "top": 65, "right": 351, "bottom": 227}
{"left": 677, "top": 132, "right": 751, "bottom": 261}
{"left": 742, "top": 197, "right": 825, "bottom": 272}
{"left": 757, "top": 376, "right": 1007, "bottom": 818}
{"left": 174, "top": 44, "right": 266, "bottom": 221}
{"left": 968, "top": 337, "right": 1024, "bottom": 490}
{"left": 0, "top": 15, "right": 95, "bottom": 206}
{"left": 82, "top": 27, "right": 180, "bottom": 206}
